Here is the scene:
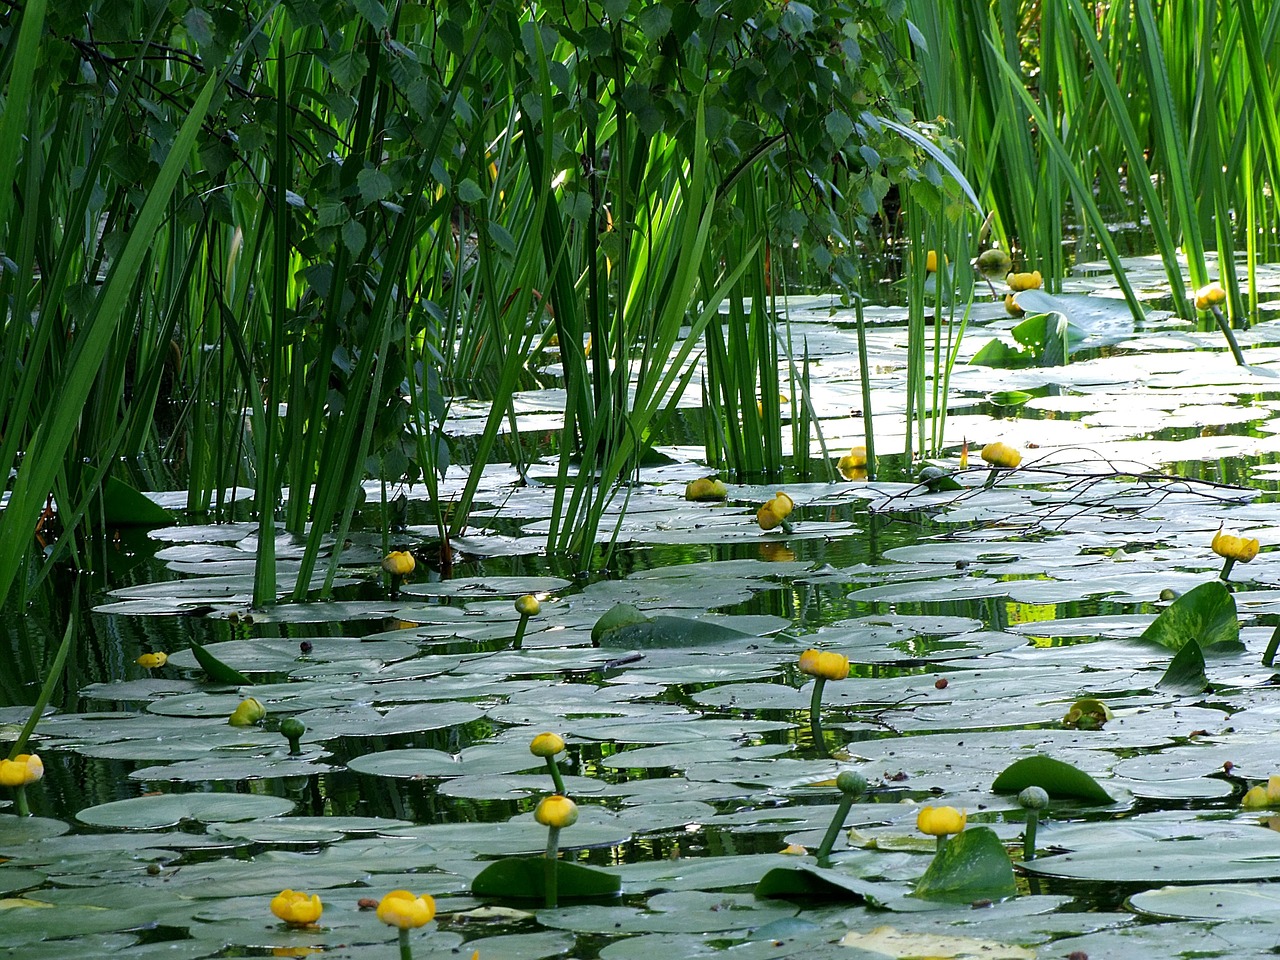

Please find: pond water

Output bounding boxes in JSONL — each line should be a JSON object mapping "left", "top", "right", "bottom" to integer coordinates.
{"left": 7, "top": 256, "right": 1280, "bottom": 958}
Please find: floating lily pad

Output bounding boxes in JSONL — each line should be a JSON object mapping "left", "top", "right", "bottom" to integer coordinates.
{"left": 77, "top": 793, "right": 294, "bottom": 829}
{"left": 1137, "top": 580, "right": 1242, "bottom": 652}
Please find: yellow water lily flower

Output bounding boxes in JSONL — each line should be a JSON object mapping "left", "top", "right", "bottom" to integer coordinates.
{"left": 529, "top": 732, "right": 565, "bottom": 758}
{"left": 377, "top": 889, "right": 435, "bottom": 929}
{"left": 515, "top": 594, "right": 541, "bottom": 617}
{"left": 770, "top": 492, "right": 795, "bottom": 518}
{"left": 1007, "top": 271, "right": 1042, "bottom": 292}
{"left": 981, "top": 442, "right": 1021, "bottom": 469}
{"left": 0, "top": 754, "right": 43, "bottom": 787}
{"left": 534, "top": 794, "right": 579, "bottom": 829}
{"left": 798, "top": 648, "right": 849, "bottom": 681}
{"left": 685, "top": 478, "right": 728, "bottom": 502}
{"left": 228, "top": 697, "right": 267, "bottom": 727}
{"left": 1005, "top": 293, "right": 1024, "bottom": 316}
{"left": 270, "top": 889, "right": 323, "bottom": 926}
{"left": 916, "top": 805, "right": 967, "bottom": 837}
{"left": 1195, "top": 282, "right": 1227, "bottom": 311}
{"left": 136, "top": 652, "right": 168, "bottom": 669}
{"left": 756, "top": 504, "right": 785, "bottom": 531}
{"left": 1212, "top": 529, "right": 1259, "bottom": 563}
{"left": 381, "top": 551, "right": 415, "bottom": 576}
{"left": 926, "top": 250, "right": 940, "bottom": 273}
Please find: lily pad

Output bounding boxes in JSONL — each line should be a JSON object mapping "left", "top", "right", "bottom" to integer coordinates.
{"left": 1136, "top": 580, "right": 1241, "bottom": 652}
{"left": 77, "top": 793, "right": 294, "bottom": 829}
{"left": 991, "top": 755, "right": 1114, "bottom": 804}
{"left": 912, "top": 827, "right": 1017, "bottom": 903}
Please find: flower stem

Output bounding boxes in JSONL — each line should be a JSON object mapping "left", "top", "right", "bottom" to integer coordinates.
{"left": 809, "top": 678, "right": 828, "bottom": 757}
{"left": 544, "top": 756, "right": 567, "bottom": 795}
{"left": 512, "top": 613, "right": 531, "bottom": 650}
{"left": 816, "top": 794, "right": 854, "bottom": 864}
{"left": 12, "top": 784, "right": 28, "bottom": 818}
{"left": 390, "top": 573, "right": 403, "bottom": 598}
{"left": 1209, "top": 305, "right": 1247, "bottom": 367}
{"left": 1023, "top": 810, "right": 1039, "bottom": 861}
{"left": 544, "top": 825, "right": 562, "bottom": 909}
{"left": 398, "top": 926, "right": 413, "bottom": 960}
{"left": 936, "top": 834, "right": 947, "bottom": 855}
{"left": 1264, "top": 623, "right": 1280, "bottom": 667}
{"left": 1220, "top": 557, "right": 1236, "bottom": 582}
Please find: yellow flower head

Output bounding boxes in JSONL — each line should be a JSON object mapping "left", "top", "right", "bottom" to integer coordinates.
{"left": 916, "top": 805, "right": 967, "bottom": 837}
{"left": 1005, "top": 294, "right": 1024, "bottom": 316}
{"left": 757, "top": 503, "right": 785, "bottom": 531}
{"left": 1212, "top": 529, "right": 1259, "bottom": 563}
{"left": 228, "top": 697, "right": 267, "bottom": 727}
{"left": 1195, "top": 282, "right": 1227, "bottom": 311}
{"left": 530, "top": 732, "right": 565, "bottom": 758}
{"left": 770, "top": 492, "right": 795, "bottom": 518}
{"left": 515, "top": 594, "right": 541, "bottom": 617}
{"left": 926, "top": 250, "right": 940, "bottom": 273}
{"left": 270, "top": 889, "right": 323, "bottom": 926}
{"left": 381, "top": 551, "right": 415, "bottom": 577}
{"left": 1007, "top": 271, "right": 1042, "bottom": 292}
{"left": 534, "top": 794, "right": 579, "bottom": 829}
{"left": 136, "top": 652, "right": 168, "bottom": 669}
{"left": 980, "top": 442, "right": 1021, "bottom": 469}
{"left": 0, "top": 754, "right": 44, "bottom": 787}
{"left": 376, "top": 889, "right": 435, "bottom": 929}
{"left": 798, "top": 648, "right": 849, "bottom": 681}
{"left": 685, "top": 477, "right": 728, "bottom": 502}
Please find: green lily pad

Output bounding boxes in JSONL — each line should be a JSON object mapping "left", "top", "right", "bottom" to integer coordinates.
{"left": 471, "top": 857, "right": 622, "bottom": 900}
{"left": 913, "top": 827, "right": 1017, "bottom": 902}
{"left": 1156, "top": 640, "right": 1209, "bottom": 694}
{"left": 77, "top": 793, "right": 294, "bottom": 829}
{"left": 992, "top": 755, "right": 1114, "bottom": 804}
{"left": 1136, "top": 579, "right": 1241, "bottom": 652}
{"left": 754, "top": 863, "right": 901, "bottom": 906}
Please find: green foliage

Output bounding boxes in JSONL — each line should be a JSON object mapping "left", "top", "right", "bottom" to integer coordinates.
{"left": 1137, "top": 580, "right": 1242, "bottom": 653}
{"left": 913, "top": 827, "right": 1017, "bottom": 903}
{"left": 471, "top": 857, "right": 621, "bottom": 900}
{"left": 992, "top": 755, "right": 1113, "bottom": 804}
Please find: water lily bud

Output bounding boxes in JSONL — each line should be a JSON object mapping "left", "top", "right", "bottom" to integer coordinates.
{"left": 980, "top": 442, "right": 1021, "bottom": 469}
{"left": 770, "top": 492, "right": 795, "bottom": 518}
{"left": 270, "top": 889, "right": 323, "bottom": 926}
{"left": 1005, "top": 294, "right": 1024, "bottom": 316}
{"left": 836, "top": 771, "right": 868, "bottom": 796}
{"left": 1195, "top": 282, "right": 1226, "bottom": 311}
{"left": 530, "top": 732, "right": 565, "bottom": 758}
{"left": 1018, "top": 786, "right": 1049, "bottom": 810}
{"left": 0, "top": 754, "right": 43, "bottom": 787}
{"left": 976, "top": 248, "right": 1012, "bottom": 279}
{"left": 798, "top": 649, "right": 849, "bottom": 681}
{"left": 279, "top": 717, "right": 306, "bottom": 746}
{"left": 534, "top": 794, "right": 579, "bottom": 829}
{"left": 916, "top": 805, "right": 967, "bottom": 837}
{"left": 376, "top": 889, "right": 435, "bottom": 929}
{"left": 515, "top": 594, "right": 541, "bottom": 617}
{"left": 838, "top": 445, "right": 868, "bottom": 480}
{"left": 136, "top": 652, "right": 168, "bottom": 668}
{"left": 228, "top": 697, "right": 267, "bottom": 727}
{"left": 1212, "top": 529, "right": 1259, "bottom": 563}
{"left": 1007, "top": 271, "right": 1042, "bottom": 292}
{"left": 926, "top": 250, "right": 940, "bottom": 273}
{"left": 381, "top": 551, "right": 415, "bottom": 577}
{"left": 685, "top": 477, "right": 728, "bottom": 502}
